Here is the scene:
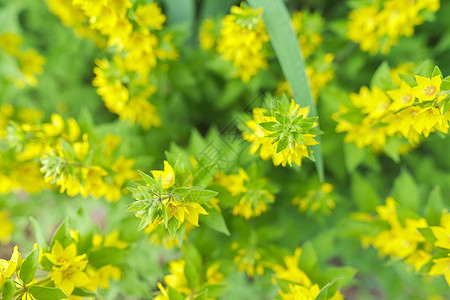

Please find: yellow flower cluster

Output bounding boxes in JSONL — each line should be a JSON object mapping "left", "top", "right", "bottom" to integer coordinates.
{"left": 215, "top": 168, "right": 275, "bottom": 219}
{"left": 130, "top": 161, "right": 210, "bottom": 237}
{"left": 2, "top": 110, "right": 136, "bottom": 200}
{"left": 0, "top": 246, "right": 21, "bottom": 287}
{"left": 348, "top": 0, "right": 440, "bottom": 54}
{"left": 45, "top": 0, "right": 104, "bottom": 45}
{"left": 292, "top": 11, "right": 323, "bottom": 60}
{"left": 45, "top": 239, "right": 122, "bottom": 297}
{"left": 0, "top": 210, "right": 14, "bottom": 244}
{"left": 154, "top": 259, "right": 224, "bottom": 300}
{"left": 93, "top": 56, "right": 161, "bottom": 129}
{"left": 292, "top": 183, "right": 336, "bottom": 216}
{"left": 217, "top": 4, "right": 269, "bottom": 82}
{"left": 48, "top": 0, "right": 178, "bottom": 129}
{"left": 0, "top": 32, "right": 45, "bottom": 87}
{"left": 199, "top": 18, "right": 217, "bottom": 51}
{"left": 266, "top": 248, "right": 343, "bottom": 300}
{"left": 243, "top": 99, "right": 319, "bottom": 167}
{"left": 231, "top": 241, "right": 265, "bottom": 277}
{"left": 358, "top": 198, "right": 450, "bottom": 286}
{"left": 0, "top": 104, "right": 49, "bottom": 195}
{"left": 334, "top": 70, "right": 450, "bottom": 152}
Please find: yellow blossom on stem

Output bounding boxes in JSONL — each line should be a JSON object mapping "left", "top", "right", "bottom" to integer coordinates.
{"left": 151, "top": 160, "right": 176, "bottom": 189}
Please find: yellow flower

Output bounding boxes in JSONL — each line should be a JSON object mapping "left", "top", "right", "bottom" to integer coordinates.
{"left": 42, "top": 114, "right": 65, "bottom": 136}
{"left": 44, "top": 241, "right": 80, "bottom": 266}
{"left": 167, "top": 201, "right": 208, "bottom": 227}
{"left": 47, "top": 241, "right": 89, "bottom": 296}
{"left": 269, "top": 248, "right": 312, "bottom": 287}
{"left": 412, "top": 75, "right": 441, "bottom": 102}
{"left": 405, "top": 250, "right": 432, "bottom": 271}
{"left": 429, "top": 255, "right": 450, "bottom": 286}
{"left": 387, "top": 81, "right": 415, "bottom": 111}
{"left": 151, "top": 160, "right": 176, "bottom": 189}
{"left": 0, "top": 246, "right": 22, "bottom": 286}
{"left": 0, "top": 32, "right": 23, "bottom": 56}
{"left": 217, "top": 4, "right": 269, "bottom": 82}
{"left": 135, "top": 3, "right": 166, "bottom": 30}
{"left": 0, "top": 210, "right": 14, "bottom": 244}
{"left": 163, "top": 260, "right": 192, "bottom": 295}
{"left": 280, "top": 283, "right": 320, "bottom": 300}
{"left": 51, "top": 260, "right": 89, "bottom": 296}
{"left": 430, "top": 226, "right": 450, "bottom": 250}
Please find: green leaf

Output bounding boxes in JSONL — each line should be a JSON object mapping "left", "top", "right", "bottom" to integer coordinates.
{"left": 276, "top": 136, "right": 288, "bottom": 153}
{"left": 19, "top": 248, "right": 40, "bottom": 285}
{"left": 298, "top": 241, "right": 317, "bottom": 275}
{"left": 30, "top": 217, "right": 48, "bottom": 249}
{"left": 418, "top": 227, "right": 437, "bottom": 245}
{"left": 432, "top": 66, "right": 443, "bottom": 79}
{"left": 382, "top": 138, "right": 401, "bottom": 163}
{"left": 50, "top": 218, "right": 70, "bottom": 247}
{"left": 391, "top": 169, "right": 420, "bottom": 212}
{"left": 137, "top": 214, "right": 153, "bottom": 231}
{"left": 371, "top": 61, "right": 396, "bottom": 91}
{"left": 138, "top": 170, "right": 157, "bottom": 190}
{"left": 88, "top": 247, "right": 126, "bottom": 268}
{"left": 398, "top": 74, "right": 417, "bottom": 87}
{"left": 275, "top": 112, "right": 286, "bottom": 124}
{"left": 176, "top": 222, "right": 186, "bottom": 246}
{"left": 318, "top": 266, "right": 357, "bottom": 289}
{"left": 343, "top": 142, "right": 365, "bottom": 173}
{"left": 259, "top": 121, "right": 278, "bottom": 131}
{"left": 28, "top": 286, "right": 67, "bottom": 300}
{"left": 352, "top": 173, "right": 379, "bottom": 212}
{"left": 198, "top": 284, "right": 227, "bottom": 298}
{"left": 425, "top": 186, "right": 444, "bottom": 226}
{"left": 441, "top": 76, "right": 450, "bottom": 90}
{"left": 1, "top": 279, "right": 15, "bottom": 300}
{"left": 188, "top": 188, "right": 218, "bottom": 204}
{"left": 71, "top": 287, "right": 97, "bottom": 298}
{"left": 185, "top": 259, "right": 200, "bottom": 289}
{"left": 249, "top": 0, "right": 323, "bottom": 182}
{"left": 165, "top": 0, "right": 195, "bottom": 28}
{"left": 277, "top": 100, "right": 288, "bottom": 116}
{"left": 168, "top": 286, "right": 185, "bottom": 300}
{"left": 200, "top": 206, "right": 230, "bottom": 236}
{"left": 167, "top": 217, "right": 179, "bottom": 240}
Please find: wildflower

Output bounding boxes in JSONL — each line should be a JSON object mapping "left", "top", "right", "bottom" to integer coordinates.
{"left": 217, "top": 4, "right": 269, "bottom": 82}
{"left": 232, "top": 242, "right": 265, "bottom": 277}
{"left": 151, "top": 160, "right": 176, "bottom": 189}
{"left": 46, "top": 241, "right": 89, "bottom": 296}
{"left": 215, "top": 168, "right": 275, "bottom": 219}
{"left": 429, "top": 255, "right": 450, "bottom": 286}
{"left": 0, "top": 210, "right": 14, "bottom": 244}
{"left": 413, "top": 75, "right": 442, "bottom": 102}
{"left": 0, "top": 246, "right": 22, "bottom": 286}
{"left": 135, "top": 3, "right": 166, "bottom": 30}
{"left": 243, "top": 99, "right": 319, "bottom": 167}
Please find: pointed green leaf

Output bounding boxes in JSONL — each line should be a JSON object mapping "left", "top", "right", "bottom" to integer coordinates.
{"left": 200, "top": 206, "right": 230, "bottom": 236}
{"left": 30, "top": 217, "right": 48, "bottom": 249}
{"left": 425, "top": 186, "right": 444, "bottom": 226}
{"left": 259, "top": 121, "right": 278, "bottom": 131}
{"left": 19, "top": 248, "right": 40, "bottom": 285}
{"left": 138, "top": 170, "right": 157, "bottom": 189}
{"left": 167, "top": 217, "right": 179, "bottom": 240}
{"left": 2, "top": 279, "right": 15, "bottom": 300}
{"left": 432, "top": 66, "right": 442, "bottom": 79}
{"left": 28, "top": 286, "right": 67, "bottom": 300}
{"left": 276, "top": 136, "right": 288, "bottom": 153}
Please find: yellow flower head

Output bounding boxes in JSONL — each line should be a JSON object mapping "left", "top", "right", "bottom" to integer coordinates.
{"left": 151, "top": 160, "right": 176, "bottom": 189}
{"left": 413, "top": 75, "right": 441, "bottom": 102}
